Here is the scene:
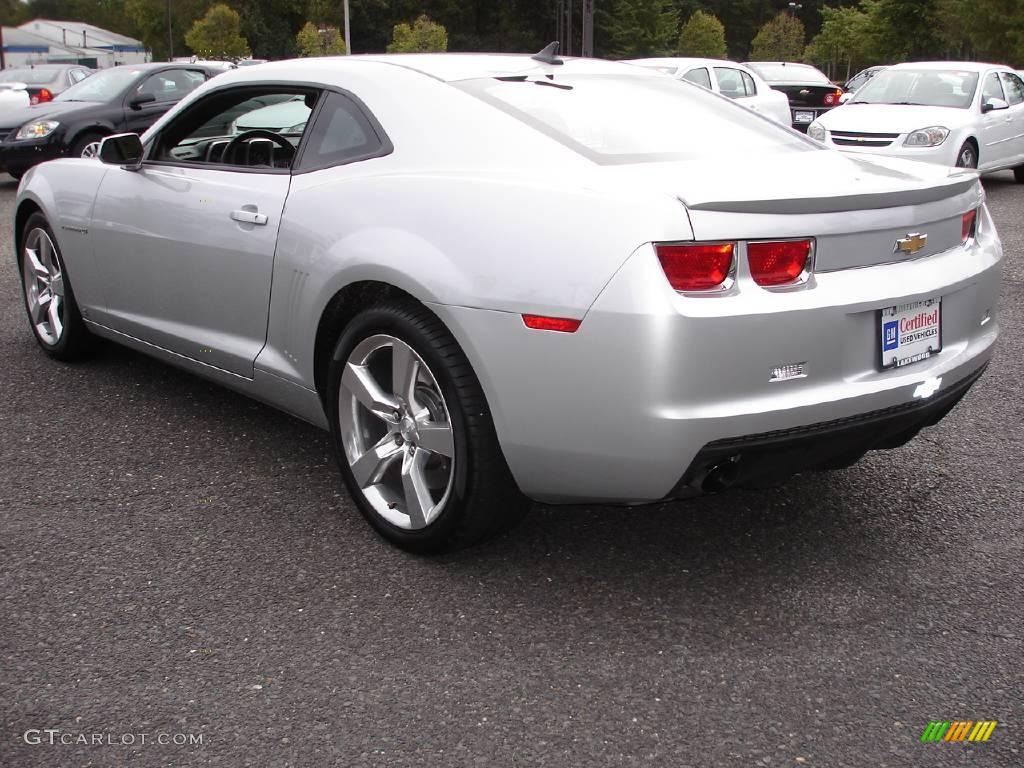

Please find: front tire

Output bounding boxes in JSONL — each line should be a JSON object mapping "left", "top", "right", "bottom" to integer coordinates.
{"left": 955, "top": 141, "right": 978, "bottom": 169}
{"left": 327, "top": 300, "right": 528, "bottom": 553}
{"left": 19, "top": 212, "right": 93, "bottom": 360}
{"left": 70, "top": 131, "right": 104, "bottom": 159}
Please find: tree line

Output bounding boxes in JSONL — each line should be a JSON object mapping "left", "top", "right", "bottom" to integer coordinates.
{"left": 0, "top": 0, "right": 1020, "bottom": 71}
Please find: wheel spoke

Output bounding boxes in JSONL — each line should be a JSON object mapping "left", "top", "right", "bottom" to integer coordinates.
{"left": 38, "top": 232, "right": 54, "bottom": 274}
{"left": 50, "top": 272, "right": 64, "bottom": 298}
{"left": 350, "top": 434, "right": 403, "bottom": 489}
{"left": 25, "top": 248, "right": 48, "bottom": 281}
{"left": 391, "top": 342, "right": 420, "bottom": 406}
{"left": 47, "top": 295, "right": 63, "bottom": 339}
{"left": 401, "top": 448, "right": 434, "bottom": 528}
{"left": 342, "top": 362, "right": 398, "bottom": 420}
{"left": 416, "top": 422, "right": 454, "bottom": 458}
{"left": 30, "top": 291, "right": 49, "bottom": 324}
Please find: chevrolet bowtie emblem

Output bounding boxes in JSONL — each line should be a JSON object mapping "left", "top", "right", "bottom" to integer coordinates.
{"left": 895, "top": 232, "right": 927, "bottom": 254}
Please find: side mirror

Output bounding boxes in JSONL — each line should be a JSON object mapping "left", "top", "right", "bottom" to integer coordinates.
{"left": 129, "top": 92, "right": 157, "bottom": 110}
{"left": 99, "top": 133, "right": 144, "bottom": 170}
{"left": 982, "top": 97, "right": 1009, "bottom": 113}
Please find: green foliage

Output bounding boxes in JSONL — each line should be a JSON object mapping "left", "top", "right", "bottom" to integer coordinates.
{"left": 750, "top": 12, "right": 806, "bottom": 61}
{"left": 606, "top": 0, "right": 679, "bottom": 58}
{"left": 677, "top": 10, "right": 727, "bottom": 59}
{"left": 956, "top": 0, "right": 1024, "bottom": 64}
{"left": 386, "top": 15, "right": 448, "bottom": 53}
{"left": 184, "top": 3, "right": 251, "bottom": 60}
{"left": 124, "top": 0, "right": 207, "bottom": 60}
{"left": 296, "top": 21, "right": 346, "bottom": 57}
{"left": 804, "top": 5, "right": 876, "bottom": 79}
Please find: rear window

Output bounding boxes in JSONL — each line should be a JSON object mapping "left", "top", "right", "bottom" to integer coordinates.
{"left": 0, "top": 68, "right": 60, "bottom": 85}
{"left": 456, "top": 74, "right": 812, "bottom": 164}
{"left": 746, "top": 63, "right": 830, "bottom": 84}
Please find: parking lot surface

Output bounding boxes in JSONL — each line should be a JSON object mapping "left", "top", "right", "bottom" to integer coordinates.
{"left": 1, "top": 173, "right": 1021, "bottom": 767}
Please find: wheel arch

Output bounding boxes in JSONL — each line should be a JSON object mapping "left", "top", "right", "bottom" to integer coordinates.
{"left": 14, "top": 198, "right": 44, "bottom": 261}
{"left": 312, "top": 280, "right": 416, "bottom": 401}
{"left": 65, "top": 122, "right": 116, "bottom": 151}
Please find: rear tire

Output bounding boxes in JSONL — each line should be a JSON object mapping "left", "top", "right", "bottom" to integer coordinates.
{"left": 18, "top": 212, "right": 94, "bottom": 360}
{"left": 955, "top": 141, "right": 978, "bottom": 169}
{"left": 327, "top": 300, "right": 528, "bottom": 553}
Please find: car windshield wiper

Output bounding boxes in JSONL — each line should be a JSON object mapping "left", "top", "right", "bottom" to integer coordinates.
{"left": 494, "top": 75, "right": 573, "bottom": 91}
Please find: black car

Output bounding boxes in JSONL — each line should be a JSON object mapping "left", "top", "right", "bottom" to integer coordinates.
{"left": 0, "top": 63, "right": 94, "bottom": 105}
{"left": 743, "top": 62, "right": 844, "bottom": 132}
{"left": 0, "top": 63, "right": 221, "bottom": 180}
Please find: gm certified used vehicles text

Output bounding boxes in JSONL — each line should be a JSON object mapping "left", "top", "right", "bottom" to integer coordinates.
{"left": 0, "top": 62, "right": 221, "bottom": 179}
{"left": 810, "top": 62, "right": 1024, "bottom": 178}
{"left": 14, "top": 53, "right": 1002, "bottom": 552}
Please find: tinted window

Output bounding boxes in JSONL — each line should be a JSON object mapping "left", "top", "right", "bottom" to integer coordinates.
{"left": 682, "top": 67, "right": 711, "bottom": 89}
{"left": 296, "top": 91, "right": 386, "bottom": 171}
{"left": 154, "top": 87, "right": 316, "bottom": 169}
{"left": 56, "top": 67, "right": 144, "bottom": 102}
{"left": 852, "top": 69, "right": 978, "bottom": 108}
{"left": 982, "top": 72, "right": 1005, "bottom": 104}
{"left": 1001, "top": 73, "right": 1024, "bottom": 105}
{"left": 136, "top": 69, "right": 206, "bottom": 104}
{"left": 458, "top": 74, "right": 812, "bottom": 164}
{"left": 714, "top": 67, "right": 754, "bottom": 98}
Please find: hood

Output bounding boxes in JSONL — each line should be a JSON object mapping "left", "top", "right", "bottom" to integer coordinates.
{"left": 0, "top": 100, "right": 102, "bottom": 129}
{"left": 817, "top": 103, "right": 972, "bottom": 134}
{"left": 598, "top": 146, "right": 977, "bottom": 214}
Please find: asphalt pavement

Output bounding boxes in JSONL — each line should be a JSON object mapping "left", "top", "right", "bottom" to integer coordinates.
{"left": 1, "top": 172, "right": 1021, "bottom": 767}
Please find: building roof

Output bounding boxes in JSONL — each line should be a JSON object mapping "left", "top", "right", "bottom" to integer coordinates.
{"left": 17, "top": 19, "right": 146, "bottom": 53}
{"left": 1, "top": 26, "right": 87, "bottom": 58}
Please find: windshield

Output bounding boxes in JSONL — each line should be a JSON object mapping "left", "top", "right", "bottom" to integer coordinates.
{"left": 851, "top": 69, "right": 979, "bottom": 108}
{"left": 0, "top": 68, "right": 60, "bottom": 85}
{"left": 55, "top": 67, "right": 141, "bottom": 102}
{"left": 746, "top": 63, "right": 830, "bottom": 83}
{"left": 456, "top": 74, "right": 812, "bottom": 164}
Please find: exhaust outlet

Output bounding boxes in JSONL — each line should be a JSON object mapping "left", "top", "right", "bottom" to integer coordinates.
{"left": 701, "top": 456, "right": 741, "bottom": 493}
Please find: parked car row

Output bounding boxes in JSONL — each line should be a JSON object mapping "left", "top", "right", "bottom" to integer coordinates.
{"left": 13, "top": 50, "right": 1005, "bottom": 551}
{"left": 809, "top": 62, "right": 1024, "bottom": 178}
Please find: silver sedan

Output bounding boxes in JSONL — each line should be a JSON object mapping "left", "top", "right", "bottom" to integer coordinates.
{"left": 14, "top": 52, "right": 1002, "bottom": 551}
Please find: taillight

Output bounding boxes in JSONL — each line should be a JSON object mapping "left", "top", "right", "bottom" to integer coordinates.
{"left": 962, "top": 209, "right": 977, "bottom": 244}
{"left": 656, "top": 243, "right": 734, "bottom": 292}
{"left": 747, "top": 240, "right": 813, "bottom": 287}
{"left": 38, "top": 88, "right": 53, "bottom": 103}
{"left": 824, "top": 88, "right": 843, "bottom": 106}
{"left": 522, "top": 314, "right": 581, "bottom": 333}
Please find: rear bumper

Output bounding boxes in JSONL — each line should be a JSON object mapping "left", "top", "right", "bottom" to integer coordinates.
{"left": 671, "top": 363, "right": 986, "bottom": 496}
{"left": 434, "top": 208, "right": 1002, "bottom": 505}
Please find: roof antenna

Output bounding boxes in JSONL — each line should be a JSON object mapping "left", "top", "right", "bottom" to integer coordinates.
{"left": 531, "top": 41, "right": 564, "bottom": 66}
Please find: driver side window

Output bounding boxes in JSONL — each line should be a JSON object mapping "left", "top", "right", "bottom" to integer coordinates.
{"left": 151, "top": 87, "right": 318, "bottom": 171}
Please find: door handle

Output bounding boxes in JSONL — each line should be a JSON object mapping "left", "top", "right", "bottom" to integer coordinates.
{"left": 230, "top": 209, "right": 268, "bottom": 226}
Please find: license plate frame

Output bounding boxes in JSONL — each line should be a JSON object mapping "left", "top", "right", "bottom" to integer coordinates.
{"left": 794, "top": 110, "right": 815, "bottom": 123}
{"left": 880, "top": 298, "right": 942, "bottom": 369}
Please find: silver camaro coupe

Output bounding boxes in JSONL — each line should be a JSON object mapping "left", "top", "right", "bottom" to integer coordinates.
{"left": 14, "top": 53, "right": 1002, "bottom": 552}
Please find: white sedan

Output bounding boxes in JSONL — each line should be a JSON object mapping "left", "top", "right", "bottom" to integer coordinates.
{"left": 628, "top": 57, "right": 791, "bottom": 125}
{"left": 809, "top": 61, "right": 1024, "bottom": 180}
{"left": 15, "top": 53, "right": 1002, "bottom": 552}
{"left": 0, "top": 82, "right": 31, "bottom": 111}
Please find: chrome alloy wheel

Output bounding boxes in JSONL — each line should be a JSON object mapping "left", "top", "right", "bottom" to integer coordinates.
{"left": 22, "top": 227, "right": 65, "bottom": 346}
{"left": 339, "top": 334, "right": 455, "bottom": 530}
{"left": 80, "top": 141, "right": 102, "bottom": 159}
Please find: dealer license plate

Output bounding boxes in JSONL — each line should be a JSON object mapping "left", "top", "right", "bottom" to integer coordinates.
{"left": 880, "top": 298, "right": 942, "bottom": 368}
{"left": 794, "top": 110, "right": 815, "bottom": 123}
